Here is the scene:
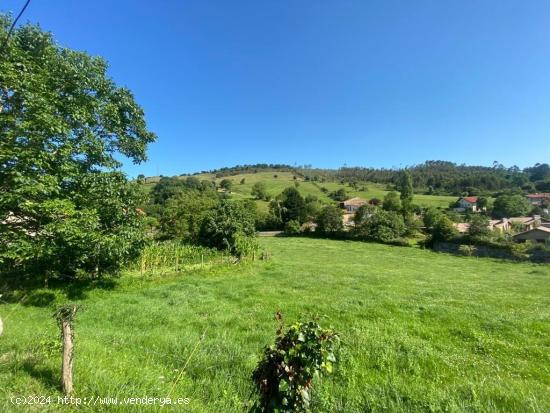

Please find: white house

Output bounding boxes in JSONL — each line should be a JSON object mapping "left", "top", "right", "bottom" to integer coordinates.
{"left": 453, "top": 196, "right": 480, "bottom": 212}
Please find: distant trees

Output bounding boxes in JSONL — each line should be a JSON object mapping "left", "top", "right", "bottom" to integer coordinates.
{"left": 430, "top": 216, "right": 458, "bottom": 242}
{"left": 160, "top": 190, "right": 218, "bottom": 241}
{"left": 251, "top": 182, "right": 269, "bottom": 200}
{"left": 315, "top": 205, "right": 344, "bottom": 233}
{"left": 468, "top": 214, "right": 490, "bottom": 238}
{"left": 492, "top": 195, "right": 532, "bottom": 218}
{"left": 152, "top": 177, "right": 187, "bottom": 204}
{"left": 354, "top": 209, "right": 406, "bottom": 242}
{"left": 279, "top": 187, "right": 307, "bottom": 224}
{"left": 0, "top": 17, "right": 156, "bottom": 279}
{"left": 334, "top": 161, "right": 542, "bottom": 195}
{"left": 329, "top": 188, "right": 348, "bottom": 202}
{"left": 219, "top": 179, "right": 233, "bottom": 191}
{"left": 423, "top": 207, "right": 443, "bottom": 231}
{"left": 353, "top": 204, "right": 377, "bottom": 226}
{"left": 266, "top": 187, "right": 321, "bottom": 229}
{"left": 198, "top": 200, "right": 256, "bottom": 253}
{"left": 382, "top": 191, "right": 402, "bottom": 212}
{"left": 398, "top": 171, "right": 414, "bottom": 211}
{"left": 477, "top": 197, "right": 491, "bottom": 211}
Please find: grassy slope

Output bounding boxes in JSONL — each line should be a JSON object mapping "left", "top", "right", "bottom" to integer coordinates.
{"left": 192, "top": 171, "right": 456, "bottom": 210}
{"left": 1, "top": 238, "right": 549, "bottom": 412}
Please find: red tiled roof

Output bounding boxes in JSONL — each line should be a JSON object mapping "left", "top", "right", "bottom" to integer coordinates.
{"left": 461, "top": 196, "right": 478, "bottom": 203}
{"left": 526, "top": 193, "right": 550, "bottom": 199}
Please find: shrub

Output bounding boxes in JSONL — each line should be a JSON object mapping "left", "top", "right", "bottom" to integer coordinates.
{"left": 233, "top": 232, "right": 260, "bottom": 259}
{"left": 315, "top": 205, "right": 344, "bottom": 233}
{"left": 355, "top": 210, "right": 406, "bottom": 243}
{"left": 510, "top": 242, "right": 531, "bottom": 260}
{"left": 459, "top": 244, "right": 476, "bottom": 256}
{"left": 284, "top": 220, "right": 302, "bottom": 235}
{"left": 252, "top": 182, "right": 269, "bottom": 200}
{"left": 431, "top": 216, "right": 458, "bottom": 242}
{"left": 251, "top": 315, "right": 339, "bottom": 413}
{"left": 198, "top": 200, "right": 256, "bottom": 254}
{"left": 328, "top": 188, "right": 347, "bottom": 202}
{"left": 382, "top": 191, "right": 402, "bottom": 212}
{"left": 219, "top": 179, "right": 233, "bottom": 191}
{"left": 468, "top": 214, "right": 490, "bottom": 238}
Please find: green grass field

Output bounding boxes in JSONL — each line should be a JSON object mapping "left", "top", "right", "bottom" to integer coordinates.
{"left": 1, "top": 238, "right": 548, "bottom": 412}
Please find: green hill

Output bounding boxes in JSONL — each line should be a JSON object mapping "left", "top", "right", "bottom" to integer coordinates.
{"left": 143, "top": 170, "right": 457, "bottom": 211}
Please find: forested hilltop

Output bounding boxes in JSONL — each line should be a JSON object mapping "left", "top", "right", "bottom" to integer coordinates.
{"left": 175, "top": 161, "right": 550, "bottom": 196}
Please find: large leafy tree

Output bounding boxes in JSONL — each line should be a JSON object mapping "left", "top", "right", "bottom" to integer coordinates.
{"left": 315, "top": 205, "right": 343, "bottom": 233}
{"left": 492, "top": 195, "right": 532, "bottom": 219}
{"left": 0, "top": 17, "right": 156, "bottom": 278}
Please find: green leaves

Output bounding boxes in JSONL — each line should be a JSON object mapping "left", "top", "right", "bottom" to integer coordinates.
{"left": 0, "top": 16, "right": 155, "bottom": 279}
{"left": 198, "top": 200, "right": 256, "bottom": 255}
{"left": 252, "top": 316, "right": 340, "bottom": 412}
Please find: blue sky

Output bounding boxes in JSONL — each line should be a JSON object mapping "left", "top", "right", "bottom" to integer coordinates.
{"left": 3, "top": 1, "right": 550, "bottom": 177}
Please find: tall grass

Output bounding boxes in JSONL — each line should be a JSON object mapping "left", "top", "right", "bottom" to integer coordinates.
{"left": 131, "top": 241, "right": 224, "bottom": 275}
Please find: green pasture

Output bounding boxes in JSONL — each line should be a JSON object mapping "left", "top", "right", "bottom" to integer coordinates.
{"left": 1, "top": 237, "right": 548, "bottom": 412}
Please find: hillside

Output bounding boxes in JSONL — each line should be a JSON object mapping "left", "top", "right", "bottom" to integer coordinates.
{"left": 143, "top": 170, "right": 457, "bottom": 210}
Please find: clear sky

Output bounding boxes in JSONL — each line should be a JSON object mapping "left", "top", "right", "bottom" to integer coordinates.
{"left": 3, "top": 1, "right": 550, "bottom": 176}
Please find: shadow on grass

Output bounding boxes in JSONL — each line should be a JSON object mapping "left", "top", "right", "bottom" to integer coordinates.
{"left": 21, "top": 359, "right": 61, "bottom": 392}
{"left": 0, "top": 272, "right": 118, "bottom": 307}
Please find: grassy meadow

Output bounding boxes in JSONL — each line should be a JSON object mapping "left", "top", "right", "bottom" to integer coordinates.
{"left": 1, "top": 237, "right": 549, "bottom": 412}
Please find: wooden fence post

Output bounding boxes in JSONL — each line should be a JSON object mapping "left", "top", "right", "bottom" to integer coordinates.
{"left": 55, "top": 304, "right": 79, "bottom": 395}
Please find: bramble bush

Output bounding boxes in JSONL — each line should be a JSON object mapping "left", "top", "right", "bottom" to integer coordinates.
{"left": 251, "top": 314, "right": 339, "bottom": 413}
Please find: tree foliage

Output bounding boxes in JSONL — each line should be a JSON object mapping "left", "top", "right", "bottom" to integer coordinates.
{"left": 431, "top": 216, "right": 458, "bottom": 242}
{"left": 398, "top": 170, "right": 414, "bottom": 210}
{"left": 328, "top": 188, "right": 347, "bottom": 202}
{"left": 423, "top": 207, "right": 443, "bottom": 231}
{"left": 252, "top": 181, "right": 269, "bottom": 200}
{"left": 382, "top": 191, "right": 402, "bottom": 212}
{"left": 219, "top": 178, "right": 233, "bottom": 191}
{"left": 198, "top": 200, "right": 256, "bottom": 253}
{"left": 315, "top": 205, "right": 344, "bottom": 233}
{"left": 159, "top": 189, "right": 218, "bottom": 242}
{"left": 354, "top": 209, "right": 406, "bottom": 242}
{"left": 492, "top": 195, "right": 532, "bottom": 218}
{"left": 0, "top": 17, "right": 156, "bottom": 278}
{"left": 279, "top": 187, "right": 307, "bottom": 224}
{"left": 468, "top": 214, "right": 490, "bottom": 238}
